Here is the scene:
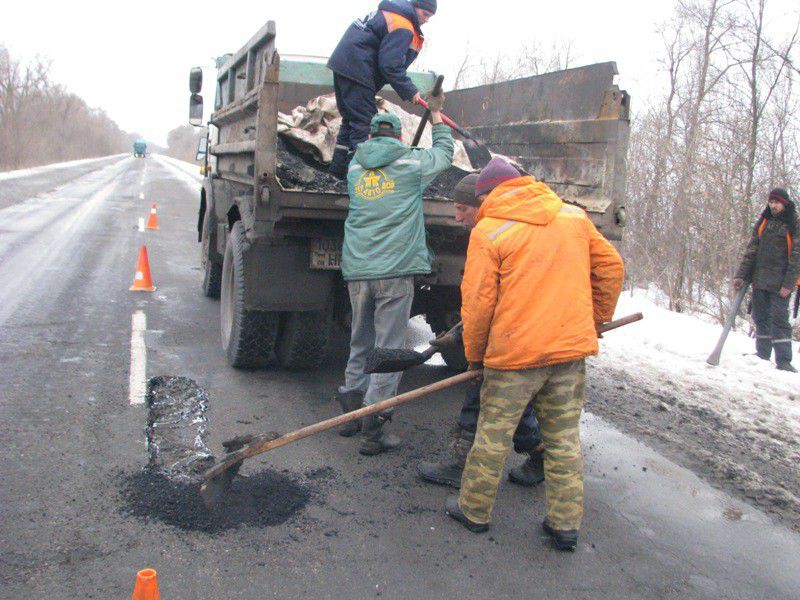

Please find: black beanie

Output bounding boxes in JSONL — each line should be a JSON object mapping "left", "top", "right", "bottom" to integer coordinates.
{"left": 452, "top": 174, "right": 480, "bottom": 206}
{"left": 413, "top": 0, "right": 437, "bottom": 14}
{"left": 769, "top": 187, "right": 792, "bottom": 206}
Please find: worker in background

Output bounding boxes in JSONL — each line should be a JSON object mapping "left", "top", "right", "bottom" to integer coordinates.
{"left": 334, "top": 91, "right": 453, "bottom": 455}
{"left": 418, "top": 173, "right": 546, "bottom": 489}
{"left": 734, "top": 188, "right": 800, "bottom": 372}
{"left": 327, "top": 0, "right": 436, "bottom": 179}
{"left": 444, "top": 157, "right": 624, "bottom": 551}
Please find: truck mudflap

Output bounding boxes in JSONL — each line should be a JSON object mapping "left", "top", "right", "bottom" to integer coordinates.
{"left": 243, "top": 237, "right": 334, "bottom": 312}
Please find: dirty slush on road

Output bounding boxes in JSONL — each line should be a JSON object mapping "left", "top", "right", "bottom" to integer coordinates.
{"left": 586, "top": 366, "right": 800, "bottom": 532}
{"left": 117, "top": 376, "right": 314, "bottom": 534}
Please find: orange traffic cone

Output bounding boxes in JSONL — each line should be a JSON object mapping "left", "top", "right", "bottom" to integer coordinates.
{"left": 145, "top": 204, "right": 159, "bottom": 230}
{"left": 131, "top": 568, "right": 161, "bottom": 600}
{"left": 129, "top": 246, "right": 156, "bottom": 292}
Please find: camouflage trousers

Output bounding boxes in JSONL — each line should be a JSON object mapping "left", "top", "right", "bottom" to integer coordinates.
{"left": 458, "top": 360, "right": 586, "bottom": 530}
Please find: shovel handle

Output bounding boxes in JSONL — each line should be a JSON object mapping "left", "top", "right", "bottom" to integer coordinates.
{"left": 201, "top": 370, "right": 481, "bottom": 482}
{"left": 597, "top": 313, "right": 643, "bottom": 334}
{"left": 412, "top": 75, "right": 444, "bottom": 146}
{"left": 415, "top": 97, "right": 473, "bottom": 140}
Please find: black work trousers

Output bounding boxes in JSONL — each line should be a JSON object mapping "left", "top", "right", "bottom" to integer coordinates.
{"left": 457, "top": 378, "right": 542, "bottom": 454}
{"left": 331, "top": 74, "right": 377, "bottom": 174}
{"left": 752, "top": 288, "right": 793, "bottom": 365}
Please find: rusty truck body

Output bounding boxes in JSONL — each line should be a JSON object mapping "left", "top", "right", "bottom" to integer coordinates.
{"left": 191, "top": 21, "right": 630, "bottom": 371}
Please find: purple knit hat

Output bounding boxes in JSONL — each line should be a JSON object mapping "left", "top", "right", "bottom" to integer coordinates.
{"left": 475, "top": 157, "right": 520, "bottom": 196}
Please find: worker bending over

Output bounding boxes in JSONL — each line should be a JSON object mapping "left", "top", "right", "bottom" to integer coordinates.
{"left": 327, "top": 0, "right": 436, "bottom": 178}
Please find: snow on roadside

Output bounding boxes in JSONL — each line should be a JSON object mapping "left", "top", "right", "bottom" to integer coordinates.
{"left": 152, "top": 154, "right": 203, "bottom": 189}
{"left": 592, "top": 290, "right": 800, "bottom": 444}
{"left": 0, "top": 154, "right": 127, "bottom": 181}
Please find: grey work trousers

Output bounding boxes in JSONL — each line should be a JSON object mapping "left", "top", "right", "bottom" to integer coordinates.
{"left": 340, "top": 277, "right": 414, "bottom": 413}
{"left": 752, "top": 288, "right": 793, "bottom": 364}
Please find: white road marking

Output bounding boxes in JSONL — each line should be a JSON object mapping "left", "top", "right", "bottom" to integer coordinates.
{"left": 139, "top": 192, "right": 144, "bottom": 200}
{"left": 138, "top": 217, "right": 145, "bottom": 232}
{"left": 129, "top": 311, "right": 147, "bottom": 405}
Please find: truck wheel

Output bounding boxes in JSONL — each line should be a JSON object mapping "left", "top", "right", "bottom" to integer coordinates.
{"left": 200, "top": 211, "right": 222, "bottom": 298}
{"left": 275, "top": 310, "right": 331, "bottom": 370}
{"left": 220, "top": 221, "right": 279, "bottom": 368}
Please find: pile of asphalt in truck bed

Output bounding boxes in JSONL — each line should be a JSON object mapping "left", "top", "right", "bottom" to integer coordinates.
{"left": 277, "top": 135, "right": 471, "bottom": 199}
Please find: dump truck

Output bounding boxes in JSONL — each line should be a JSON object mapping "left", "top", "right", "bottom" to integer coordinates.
{"left": 133, "top": 140, "right": 147, "bottom": 158}
{"left": 190, "top": 21, "right": 630, "bottom": 371}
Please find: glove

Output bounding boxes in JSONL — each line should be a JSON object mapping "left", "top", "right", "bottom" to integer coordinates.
{"left": 425, "top": 88, "right": 445, "bottom": 112}
{"left": 429, "top": 325, "right": 463, "bottom": 349}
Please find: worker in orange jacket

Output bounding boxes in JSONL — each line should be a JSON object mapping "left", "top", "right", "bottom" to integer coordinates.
{"left": 444, "top": 157, "right": 625, "bottom": 551}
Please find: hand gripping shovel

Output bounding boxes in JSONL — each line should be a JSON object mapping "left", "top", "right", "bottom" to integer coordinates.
{"left": 199, "top": 370, "right": 481, "bottom": 508}
{"left": 367, "top": 313, "right": 644, "bottom": 374}
{"left": 414, "top": 98, "right": 493, "bottom": 169}
{"left": 366, "top": 320, "right": 463, "bottom": 374}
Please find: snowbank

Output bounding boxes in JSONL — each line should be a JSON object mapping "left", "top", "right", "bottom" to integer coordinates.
{"left": 152, "top": 154, "right": 203, "bottom": 191}
{"left": 0, "top": 154, "right": 127, "bottom": 181}
{"left": 593, "top": 291, "right": 800, "bottom": 437}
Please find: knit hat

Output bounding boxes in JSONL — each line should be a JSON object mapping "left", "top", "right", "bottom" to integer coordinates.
{"left": 475, "top": 157, "right": 520, "bottom": 196}
{"left": 370, "top": 112, "right": 403, "bottom": 137}
{"left": 452, "top": 174, "right": 480, "bottom": 206}
{"left": 413, "top": 0, "right": 437, "bottom": 14}
{"left": 769, "top": 187, "right": 793, "bottom": 206}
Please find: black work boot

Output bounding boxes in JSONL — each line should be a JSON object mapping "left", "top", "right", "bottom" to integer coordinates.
{"left": 777, "top": 362, "right": 798, "bottom": 373}
{"left": 508, "top": 449, "right": 545, "bottom": 487}
{"left": 542, "top": 519, "right": 578, "bottom": 551}
{"left": 359, "top": 414, "right": 401, "bottom": 455}
{"left": 417, "top": 428, "right": 473, "bottom": 488}
{"left": 334, "top": 390, "right": 364, "bottom": 437}
{"left": 445, "top": 495, "right": 489, "bottom": 533}
{"left": 328, "top": 146, "right": 351, "bottom": 180}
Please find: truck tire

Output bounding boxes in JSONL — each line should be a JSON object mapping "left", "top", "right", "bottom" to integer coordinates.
{"left": 275, "top": 310, "right": 331, "bottom": 370}
{"left": 200, "top": 210, "right": 222, "bottom": 298}
{"left": 220, "top": 221, "right": 279, "bottom": 368}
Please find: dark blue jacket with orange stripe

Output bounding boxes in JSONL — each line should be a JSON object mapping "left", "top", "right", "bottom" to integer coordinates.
{"left": 736, "top": 206, "right": 800, "bottom": 292}
{"left": 328, "top": 0, "right": 424, "bottom": 101}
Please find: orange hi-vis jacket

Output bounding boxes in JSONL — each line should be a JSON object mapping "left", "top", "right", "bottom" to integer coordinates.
{"left": 461, "top": 176, "right": 625, "bottom": 370}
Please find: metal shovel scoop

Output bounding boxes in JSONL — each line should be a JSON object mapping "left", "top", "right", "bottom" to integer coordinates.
{"left": 365, "top": 321, "right": 463, "bottom": 374}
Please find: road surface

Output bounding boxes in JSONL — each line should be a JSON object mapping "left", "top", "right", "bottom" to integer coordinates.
{"left": 0, "top": 155, "right": 798, "bottom": 599}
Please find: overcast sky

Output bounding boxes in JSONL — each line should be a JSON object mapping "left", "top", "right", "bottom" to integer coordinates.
{"left": 2, "top": 0, "right": 798, "bottom": 146}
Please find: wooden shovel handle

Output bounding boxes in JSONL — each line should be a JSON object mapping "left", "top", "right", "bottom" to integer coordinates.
{"left": 201, "top": 370, "right": 480, "bottom": 481}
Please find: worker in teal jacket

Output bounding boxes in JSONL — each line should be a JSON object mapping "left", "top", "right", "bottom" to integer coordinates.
{"left": 335, "top": 96, "right": 454, "bottom": 455}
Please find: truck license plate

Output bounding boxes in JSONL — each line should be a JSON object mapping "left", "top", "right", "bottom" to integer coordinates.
{"left": 310, "top": 238, "right": 342, "bottom": 270}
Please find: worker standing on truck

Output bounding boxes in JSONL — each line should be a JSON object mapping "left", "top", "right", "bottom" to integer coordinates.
{"left": 734, "top": 188, "right": 800, "bottom": 372}
{"left": 444, "top": 158, "right": 624, "bottom": 551}
{"left": 334, "top": 91, "right": 453, "bottom": 456}
{"left": 418, "top": 172, "right": 546, "bottom": 489}
{"left": 327, "top": 0, "right": 436, "bottom": 179}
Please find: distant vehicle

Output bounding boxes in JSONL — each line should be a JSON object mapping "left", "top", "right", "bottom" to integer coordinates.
{"left": 189, "top": 21, "right": 630, "bottom": 372}
{"left": 133, "top": 140, "right": 147, "bottom": 158}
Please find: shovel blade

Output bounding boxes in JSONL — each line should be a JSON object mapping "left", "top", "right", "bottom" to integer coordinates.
{"left": 463, "top": 140, "right": 493, "bottom": 170}
{"left": 199, "top": 459, "right": 242, "bottom": 509}
{"left": 366, "top": 348, "right": 426, "bottom": 373}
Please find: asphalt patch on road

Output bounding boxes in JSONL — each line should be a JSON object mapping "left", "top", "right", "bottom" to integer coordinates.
{"left": 118, "top": 469, "right": 313, "bottom": 534}
{"left": 146, "top": 376, "right": 215, "bottom": 482}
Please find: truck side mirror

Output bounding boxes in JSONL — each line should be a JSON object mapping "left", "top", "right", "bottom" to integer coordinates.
{"left": 189, "top": 67, "right": 203, "bottom": 94}
{"left": 190, "top": 94, "right": 204, "bottom": 126}
{"left": 196, "top": 136, "right": 208, "bottom": 161}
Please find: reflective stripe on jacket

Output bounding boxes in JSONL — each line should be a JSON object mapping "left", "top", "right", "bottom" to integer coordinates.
{"left": 461, "top": 176, "right": 625, "bottom": 370}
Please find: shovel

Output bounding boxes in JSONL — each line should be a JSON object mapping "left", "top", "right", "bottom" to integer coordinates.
{"left": 706, "top": 284, "right": 749, "bottom": 366}
{"left": 366, "top": 320, "right": 463, "bottom": 374}
{"left": 415, "top": 98, "right": 494, "bottom": 169}
{"left": 199, "top": 369, "right": 481, "bottom": 508}
{"left": 368, "top": 313, "right": 644, "bottom": 374}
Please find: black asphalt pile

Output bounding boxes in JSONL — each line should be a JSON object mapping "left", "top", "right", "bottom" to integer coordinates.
{"left": 146, "top": 376, "right": 215, "bottom": 483}
{"left": 118, "top": 470, "right": 312, "bottom": 534}
{"left": 277, "top": 135, "right": 470, "bottom": 199}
